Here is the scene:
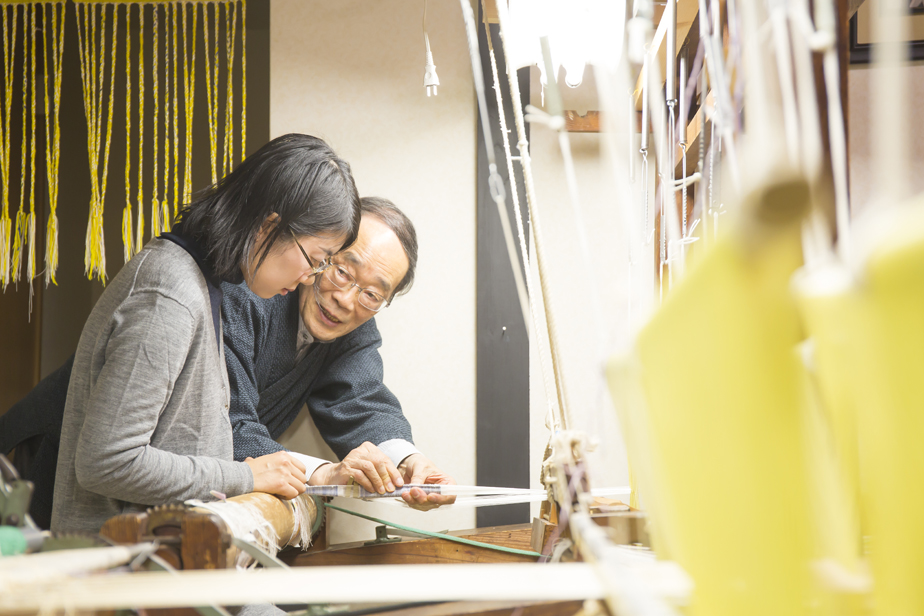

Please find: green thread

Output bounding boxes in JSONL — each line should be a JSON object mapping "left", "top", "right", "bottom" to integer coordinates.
{"left": 309, "top": 496, "right": 325, "bottom": 536}
{"left": 323, "top": 502, "right": 541, "bottom": 558}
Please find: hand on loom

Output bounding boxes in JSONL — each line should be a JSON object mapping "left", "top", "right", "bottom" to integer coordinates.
{"left": 398, "top": 453, "right": 457, "bottom": 511}
{"left": 244, "top": 452, "right": 308, "bottom": 499}
{"left": 308, "top": 441, "right": 404, "bottom": 495}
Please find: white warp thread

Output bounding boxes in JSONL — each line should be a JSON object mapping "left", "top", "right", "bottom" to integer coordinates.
{"left": 184, "top": 495, "right": 316, "bottom": 570}
{"left": 287, "top": 493, "right": 317, "bottom": 549}
{"left": 186, "top": 499, "right": 280, "bottom": 569}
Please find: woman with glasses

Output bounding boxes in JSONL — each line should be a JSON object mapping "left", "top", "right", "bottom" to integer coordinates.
{"left": 50, "top": 134, "right": 361, "bottom": 534}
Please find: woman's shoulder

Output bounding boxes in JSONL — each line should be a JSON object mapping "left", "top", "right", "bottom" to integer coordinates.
{"left": 125, "top": 238, "right": 211, "bottom": 312}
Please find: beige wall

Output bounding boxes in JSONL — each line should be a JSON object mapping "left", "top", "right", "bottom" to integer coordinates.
{"left": 270, "top": 0, "right": 477, "bottom": 541}
{"left": 848, "top": 62, "right": 924, "bottom": 217}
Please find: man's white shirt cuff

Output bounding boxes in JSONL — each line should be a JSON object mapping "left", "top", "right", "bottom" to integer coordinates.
{"left": 286, "top": 451, "right": 330, "bottom": 481}
{"left": 377, "top": 439, "right": 421, "bottom": 467}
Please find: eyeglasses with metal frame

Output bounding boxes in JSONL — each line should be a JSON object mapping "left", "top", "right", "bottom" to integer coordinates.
{"left": 321, "top": 262, "right": 390, "bottom": 312}
{"left": 290, "top": 228, "right": 331, "bottom": 276}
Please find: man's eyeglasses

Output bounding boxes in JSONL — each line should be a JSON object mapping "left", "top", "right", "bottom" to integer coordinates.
{"left": 322, "top": 263, "right": 389, "bottom": 312}
{"left": 290, "top": 229, "right": 331, "bottom": 276}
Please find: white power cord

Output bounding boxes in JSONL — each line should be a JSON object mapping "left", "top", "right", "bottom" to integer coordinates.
{"left": 423, "top": 0, "right": 440, "bottom": 96}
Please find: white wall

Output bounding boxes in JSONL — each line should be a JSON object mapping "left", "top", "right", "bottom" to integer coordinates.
{"left": 270, "top": 0, "right": 477, "bottom": 542}
{"left": 848, "top": 62, "right": 924, "bottom": 217}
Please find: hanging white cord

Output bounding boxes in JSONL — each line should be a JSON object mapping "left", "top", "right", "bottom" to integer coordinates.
{"left": 456, "top": 0, "right": 529, "bottom": 335}
{"left": 594, "top": 60, "right": 656, "bottom": 338}
{"left": 483, "top": 22, "right": 560, "bottom": 427}
{"left": 494, "top": 0, "right": 573, "bottom": 431}
{"left": 529, "top": 36, "right": 608, "bottom": 365}
{"left": 641, "top": 47, "right": 681, "bottom": 302}
{"left": 769, "top": 0, "right": 801, "bottom": 165}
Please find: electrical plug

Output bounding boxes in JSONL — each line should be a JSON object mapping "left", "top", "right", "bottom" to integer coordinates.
{"left": 423, "top": 36, "right": 440, "bottom": 97}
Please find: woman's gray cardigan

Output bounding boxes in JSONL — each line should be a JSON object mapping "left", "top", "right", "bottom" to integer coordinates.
{"left": 51, "top": 239, "right": 253, "bottom": 533}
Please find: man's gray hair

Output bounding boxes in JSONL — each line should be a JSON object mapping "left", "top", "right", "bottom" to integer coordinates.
{"left": 360, "top": 197, "right": 418, "bottom": 299}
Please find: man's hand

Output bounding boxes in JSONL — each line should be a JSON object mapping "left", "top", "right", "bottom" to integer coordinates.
{"left": 398, "top": 453, "right": 456, "bottom": 511}
{"left": 245, "top": 452, "right": 307, "bottom": 500}
{"left": 308, "top": 442, "right": 404, "bottom": 495}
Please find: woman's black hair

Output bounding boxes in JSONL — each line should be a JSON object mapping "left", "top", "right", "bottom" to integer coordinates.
{"left": 174, "top": 133, "right": 361, "bottom": 282}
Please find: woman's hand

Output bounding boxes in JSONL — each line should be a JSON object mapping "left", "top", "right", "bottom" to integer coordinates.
{"left": 308, "top": 442, "right": 404, "bottom": 494}
{"left": 245, "top": 452, "right": 308, "bottom": 499}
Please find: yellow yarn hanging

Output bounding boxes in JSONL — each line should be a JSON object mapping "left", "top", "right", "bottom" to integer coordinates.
{"left": 122, "top": 2, "right": 133, "bottom": 263}
{"left": 223, "top": 0, "right": 237, "bottom": 177}
{"left": 170, "top": 1, "right": 179, "bottom": 221}
{"left": 0, "top": 4, "right": 17, "bottom": 290}
{"left": 25, "top": 0, "right": 36, "bottom": 293}
{"left": 135, "top": 2, "right": 144, "bottom": 248}
{"left": 151, "top": 1, "right": 160, "bottom": 237}
{"left": 181, "top": 1, "right": 197, "bottom": 204}
{"left": 11, "top": 2, "right": 29, "bottom": 285}
{"left": 43, "top": 1, "right": 65, "bottom": 286}
{"left": 75, "top": 1, "right": 118, "bottom": 283}
{"left": 203, "top": 0, "right": 218, "bottom": 184}
{"left": 160, "top": 0, "right": 172, "bottom": 232}
{"left": 0, "top": 0, "right": 248, "bottom": 290}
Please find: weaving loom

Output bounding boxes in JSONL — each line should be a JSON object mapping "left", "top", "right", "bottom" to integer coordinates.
{"left": 3, "top": 0, "right": 923, "bottom": 615}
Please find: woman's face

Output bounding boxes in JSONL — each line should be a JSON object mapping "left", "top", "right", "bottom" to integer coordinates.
{"left": 245, "top": 220, "right": 347, "bottom": 299}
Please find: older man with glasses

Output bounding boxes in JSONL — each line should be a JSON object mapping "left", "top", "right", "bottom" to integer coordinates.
{"left": 225, "top": 196, "right": 455, "bottom": 509}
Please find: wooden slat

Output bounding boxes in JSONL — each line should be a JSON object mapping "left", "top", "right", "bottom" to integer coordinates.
{"left": 283, "top": 524, "right": 538, "bottom": 567}
{"left": 482, "top": 0, "right": 500, "bottom": 24}
{"left": 635, "top": 0, "right": 701, "bottom": 110}
{"left": 564, "top": 110, "right": 601, "bottom": 133}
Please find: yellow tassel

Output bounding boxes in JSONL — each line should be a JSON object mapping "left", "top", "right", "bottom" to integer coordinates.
{"left": 45, "top": 213, "right": 57, "bottom": 286}
{"left": 25, "top": 211, "right": 34, "bottom": 284}
{"left": 26, "top": 0, "right": 35, "bottom": 293}
{"left": 151, "top": 1, "right": 159, "bottom": 236}
{"left": 0, "top": 5, "right": 17, "bottom": 289}
{"left": 43, "top": 2, "right": 65, "bottom": 286}
{"left": 0, "top": 217, "right": 9, "bottom": 289}
{"left": 12, "top": 2, "right": 27, "bottom": 284}
{"left": 122, "top": 204, "right": 133, "bottom": 264}
{"left": 162, "top": 1, "right": 172, "bottom": 228}
{"left": 181, "top": 2, "right": 198, "bottom": 204}
{"left": 223, "top": 0, "right": 237, "bottom": 177}
{"left": 123, "top": 1, "right": 133, "bottom": 262}
{"left": 135, "top": 3, "right": 145, "bottom": 250}
{"left": 75, "top": 1, "right": 118, "bottom": 283}
{"left": 170, "top": 1, "right": 179, "bottom": 219}
{"left": 203, "top": 2, "right": 218, "bottom": 184}
{"left": 11, "top": 208, "right": 25, "bottom": 282}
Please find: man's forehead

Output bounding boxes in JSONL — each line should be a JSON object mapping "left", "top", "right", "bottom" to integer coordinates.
{"left": 338, "top": 249, "right": 396, "bottom": 294}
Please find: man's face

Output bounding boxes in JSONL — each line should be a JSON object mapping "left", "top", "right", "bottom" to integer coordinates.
{"left": 299, "top": 214, "right": 410, "bottom": 341}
